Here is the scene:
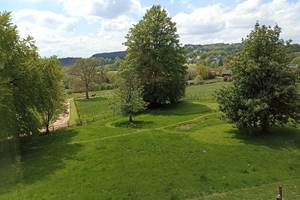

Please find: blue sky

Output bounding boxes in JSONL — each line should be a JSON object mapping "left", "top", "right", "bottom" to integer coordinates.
{"left": 1, "top": 0, "right": 300, "bottom": 57}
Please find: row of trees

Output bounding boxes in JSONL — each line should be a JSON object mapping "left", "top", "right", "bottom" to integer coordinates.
{"left": 187, "top": 64, "right": 216, "bottom": 83}
{"left": 114, "top": 6, "right": 300, "bottom": 133}
{"left": 0, "top": 12, "right": 65, "bottom": 137}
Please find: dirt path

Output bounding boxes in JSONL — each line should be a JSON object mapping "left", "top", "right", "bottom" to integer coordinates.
{"left": 41, "top": 99, "right": 71, "bottom": 132}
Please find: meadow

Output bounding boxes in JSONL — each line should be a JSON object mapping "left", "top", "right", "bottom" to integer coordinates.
{"left": 1, "top": 82, "right": 300, "bottom": 200}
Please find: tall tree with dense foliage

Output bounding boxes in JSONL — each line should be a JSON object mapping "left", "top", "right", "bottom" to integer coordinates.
{"left": 72, "top": 58, "right": 98, "bottom": 99}
{"left": 217, "top": 23, "right": 300, "bottom": 133}
{"left": 124, "top": 5, "right": 187, "bottom": 106}
{"left": 112, "top": 65, "right": 147, "bottom": 122}
{"left": 36, "top": 57, "right": 65, "bottom": 134}
{"left": 0, "top": 12, "right": 41, "bottom": 137}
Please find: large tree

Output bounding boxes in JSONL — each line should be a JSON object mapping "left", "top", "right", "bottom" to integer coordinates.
{"left": 36, "top": 57, "right": 65, "bottom": 134}
{"left": 217, "top": 23, "right": 300, "bottom": 133}
{"left": 124, "top": 5, "right": 187, "bottom": 106}
{"left": 72, "top": 58, "right": 98, "bottom": 99}
{"left": 0, "top": 12, "right": 41, "bottom": 137}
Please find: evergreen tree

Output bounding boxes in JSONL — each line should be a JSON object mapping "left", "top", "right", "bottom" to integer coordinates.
{"left": 124, "top": 5, "right": 187, "bottom": 106}
{"left": 217, "top": 23, "right": 300, "bottom": 133}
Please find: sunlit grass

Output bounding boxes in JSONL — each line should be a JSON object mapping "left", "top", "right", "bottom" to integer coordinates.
{"left": 1, "top": 82, "right": 300, "bottom": 200}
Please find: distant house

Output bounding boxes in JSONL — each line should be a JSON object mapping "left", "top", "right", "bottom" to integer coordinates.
{"left": 222, "top": 69, "right": 232, "bottom": 82}
{"left": 222, "top": 69, "right": 232, "bottom": 77}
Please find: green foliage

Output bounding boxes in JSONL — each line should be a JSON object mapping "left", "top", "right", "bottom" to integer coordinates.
{"left": 187, "top": 64, "right": 216, "bottom": 84}
{"left": 185, "top": 43, "right": 242, "bottom": 66}
{"left": 112, "top": 67, "right": 147, "bottom": 122}
{"left": 0, "top": 12, "right": 67, "bottom": 136}
{"left": 292, "top": 55, "right": 300, "bottom": 66}
{"left": 71, "top": 58, "right": 98, "bottom": 99}
{"left": 0, "top": 11, "right": 41, "bottom": 136}
{"left": 124, "top": 5, "right": 187, "bottom": 106}
{"left": 36, "top": 57, "right": 65, "bottom": 133}
{"left": 217, "top": 23, "right": 300, "bottom": 132}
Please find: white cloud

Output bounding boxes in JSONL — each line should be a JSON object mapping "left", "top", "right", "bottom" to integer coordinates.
{"left": 13, "top": 9, "right": 134, "bottom": 57}
{"left": 174, "top": 0, "right": 300, "bottom": 44}
{"left": 59, "top": 0, "right": 143, "bottom": 19}
{"left": 174, "top": 5, "right": 225, "bottom": 35}
{"left": 11, "top": 0, "right": 300, "bottom": 57}
{"left": 14, "top": 9, "right": 78, "bottom": 32}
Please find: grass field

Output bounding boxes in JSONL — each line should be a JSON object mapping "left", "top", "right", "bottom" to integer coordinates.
{"left": 69, "top": 99, "right": 80, "bottom": 126}
{"left": 1, "top": 82, "right": 300, "bottom": 200}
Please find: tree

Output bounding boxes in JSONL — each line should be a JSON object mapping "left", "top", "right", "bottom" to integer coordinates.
{"left": 112, "top": 65, "right": 147, "bottom": 122}
{"left": 36, "top": 57, "right": 65, "bottom": 134}
{"left": 72, "top": 58, "right": 98, "bottom": 99}
{"left": 196, "top": 64, "right": 210, "bottom": 80}
{"left": 0, "top": 12, "right": 42, "bottom": 137}
{"left": 124, "top": 5, "right": 187, "bottom": 106}
{"left": 217, "top": 23, "right": 300, "bottom": 133}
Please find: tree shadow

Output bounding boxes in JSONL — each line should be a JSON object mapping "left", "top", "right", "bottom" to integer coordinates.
{"left": 77, "top": 96, "right": 108, "bottom": 102}
{"left": 0, "top": 129, "right": 82, "bottom": 195}
{"left": 228, "top": 127, "right": 300, "bottom": 150}
{"left": 113, "top": 120, "right": 154, "bottom": 129}
{"left": 148, "top": 101, "right": 213, "bottom": 116}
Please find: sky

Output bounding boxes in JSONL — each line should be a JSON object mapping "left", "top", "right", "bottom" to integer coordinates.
{"left": 1, "top": 0, "right": 300, "bottom": 57}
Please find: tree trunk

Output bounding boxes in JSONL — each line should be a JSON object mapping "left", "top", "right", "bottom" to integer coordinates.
{"left": 85, "top": 82, "right": 89, "bottom": 99}
{"left": 45, "top": 123, "right": 50, "bottom": 134}
{"left": 261, "top": 116, "right": 269, "bottom": 133}
{"left": 129, "top": 114, "right": 133, "bottom": 122}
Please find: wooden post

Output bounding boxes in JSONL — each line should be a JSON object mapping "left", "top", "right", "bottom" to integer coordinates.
{"left": 276, "top": 186, "right": 282, "bottom": 200}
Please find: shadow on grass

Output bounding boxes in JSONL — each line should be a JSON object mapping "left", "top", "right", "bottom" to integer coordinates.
{"left": 228, "top": 127, "right": 300, "bottom": 150}
{"left": 113, "top": 120, "right": 154, "bottom": 129}
{"left": 0, "top": 129, "right": 82, "bottom": 195}
{"left": 77, "top": 96, "right": 108, "bottom": 102}
{"left": 148, "top": 101, "right": 212, "bottom": 116}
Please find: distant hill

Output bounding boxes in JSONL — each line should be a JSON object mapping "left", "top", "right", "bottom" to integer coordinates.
{"left": 59, "top": 57, "right": 80, "bottom": 67}
{"left": 91, "top": 51, "right": 125, "bottom": 60}
{"left": 59, "top": 51, "right": 126, "bottom": 67}
{"left": 59, "top": 43, "right": 300, "bottom": 67}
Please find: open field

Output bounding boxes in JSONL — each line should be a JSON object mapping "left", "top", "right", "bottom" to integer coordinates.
{"left": 1, "top": 82, "right": 300, "bottom": 200}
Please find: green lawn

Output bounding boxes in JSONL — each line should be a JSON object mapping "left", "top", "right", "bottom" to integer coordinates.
{"left": 1, "top": 82, "right": 300, "bottom": 200}
{"left": 69, "top": 98, "right": 80, "bottom": 126}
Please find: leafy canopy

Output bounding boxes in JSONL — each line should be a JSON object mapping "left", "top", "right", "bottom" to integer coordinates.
{"left": 0, "top": 12, "right": 65, "bottom": 137}
{"left": 124, "top": 5, "right": 187, "bottom": 106}
{"left": 112, "top": 63, "right": 147, "bottom": 122}
{"left": 72, "top": 58, "right": 98, "bottom": 99}
{"left": 36, "top": 57, "right": 65, "bottom": 133}
{"left": 217, "top": 23, "right": 300, "bottom": 132}
{"left": 0, "top": 11, "right": 42, "bottom": 136}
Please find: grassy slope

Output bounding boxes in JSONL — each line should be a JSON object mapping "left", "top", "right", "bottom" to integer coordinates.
{"left": 69, "top": 99, "right": 80, "bottom": 126}
{"left": 1, "top": 81, "right": 300, "bottom": 200}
